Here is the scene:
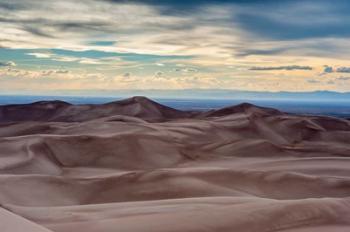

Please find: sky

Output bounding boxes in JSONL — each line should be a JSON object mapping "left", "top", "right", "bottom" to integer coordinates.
{"left": 2, "top": 0, "right": 350, "bottom": 94}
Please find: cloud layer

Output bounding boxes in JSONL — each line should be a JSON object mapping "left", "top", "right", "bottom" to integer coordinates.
{"left": 1, "top": 0, "right": 350, "bottom": 92}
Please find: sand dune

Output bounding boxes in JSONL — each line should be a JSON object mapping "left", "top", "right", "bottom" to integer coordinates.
{"left": 0, "top": 97, "right": 350, "bottom": 231}
{"left": 0, "top": 97, "right": 192, "bottom": 123}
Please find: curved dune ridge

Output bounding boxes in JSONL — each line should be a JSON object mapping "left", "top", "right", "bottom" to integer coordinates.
{"left": 0, "top": 97, "right": 350, "bottom": 232}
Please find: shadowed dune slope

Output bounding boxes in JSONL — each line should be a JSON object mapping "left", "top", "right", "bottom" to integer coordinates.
{"left": 0, "top": 97, "right": 350, "bottom": 232}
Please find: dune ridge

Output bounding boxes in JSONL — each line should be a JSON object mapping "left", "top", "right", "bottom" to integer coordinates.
{"left": 0, "top": 97, "right": 350, "bottom": 232}
{"left": 0, "top": 96, "right": 193, "bottom": 123}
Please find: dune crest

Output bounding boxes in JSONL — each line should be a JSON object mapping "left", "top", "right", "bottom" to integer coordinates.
{"left": 0, "top": 97, "right": 350, "bottom": 232}
{"left": 0, "top": 96, "right": 191, "bottom": 123}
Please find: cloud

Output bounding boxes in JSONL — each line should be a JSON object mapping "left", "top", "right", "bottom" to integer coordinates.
{"left": 55, "top": 70, "right": 69, "bottom": 74}
{"left": 87, "top": 41, "right": 116, "bottom": 46}
{"left": 235, "top": 1, "right": 350, "bottom": 40}
{"left": 123, "top": 72, "right": 131, "bottom": 78}
{"left": 41, "top": 70, "right": 69, "bottom": 75}
{"left": 3, "top": 0, "right": 350, "bottom": 92}
{"left": 155, "top": 71, "right": 164, "bottom": 77}
{"left": 0, "top": 61, "right": 16, "bottom": 67}
{"left": 183, "top": 68, "right": 198, "bottom": 72}
{"left": 2, "top": 0, "right": 350, "bottom": 63}
{"left": 249, "top": 65, "right": 312, "bottom": 71}
{"left": 336, "top": 67, "right": 350, "bottom": 73}
{"left": 307, "top": 79, "right": 321, "bottom": 84}
{"left": 235, "top": 47, "right": 290, "bottom": 57}
{"left": 323, "top": 65, "right": 334, "bottom": 73}
{"left": 321, "top": 66, "right": 350, "bottom": 74}
{"left": 78, "top": 58, "right": 102, "bottom": 64}
{"left": 337, "top": 77, "right": 350, "bottom": 81}
{"left": 104, "top": 0, "right": 229, "bottom": 15}
{"left": 41, "top": 70, "right": 54, "bottom": 76}
{"left": 0, "top": 1, "right": 26, "bottom": 11}
{"left": 174, "top": 67, "right": 198, "bottom": 72}
{"left": 117, "top": 72, "right": 138, "bottom": 84}
{"left": 27, "top": 52, "right": 52, "bottom": 58}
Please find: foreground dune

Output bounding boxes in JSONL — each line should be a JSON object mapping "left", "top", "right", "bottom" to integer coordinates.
{"left": 0, "top": 97, "right": 350, "bottom": 231}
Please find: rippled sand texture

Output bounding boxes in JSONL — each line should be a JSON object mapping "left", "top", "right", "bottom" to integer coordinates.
{"left": 0, "top": 97, "right": 350, "bottom": 232}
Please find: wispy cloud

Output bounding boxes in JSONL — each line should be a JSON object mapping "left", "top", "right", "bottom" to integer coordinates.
{"left": 322, "top": 66, "right": 350, "bottom": 74}
{"left": 250, "top": 65, "right": 312, "bottom": 71}
{"left": 0, "top": 61, "right": 16, "bottom": 67}
{"left": 336, "top": 67, "right": 350, "bottom": 73}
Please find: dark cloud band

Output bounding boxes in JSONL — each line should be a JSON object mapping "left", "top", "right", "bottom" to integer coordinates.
{"left": 250, "top": 65, "right": 312, "bottom": 71}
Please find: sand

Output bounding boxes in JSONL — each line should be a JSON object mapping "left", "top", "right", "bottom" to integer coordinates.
{"left": 0, "top": 96, "right": 350, "bottom": 232}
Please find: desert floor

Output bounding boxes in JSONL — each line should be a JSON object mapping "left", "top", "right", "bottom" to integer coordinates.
{"left": 1, "top": 97, "right": 350, "bottom": 232}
